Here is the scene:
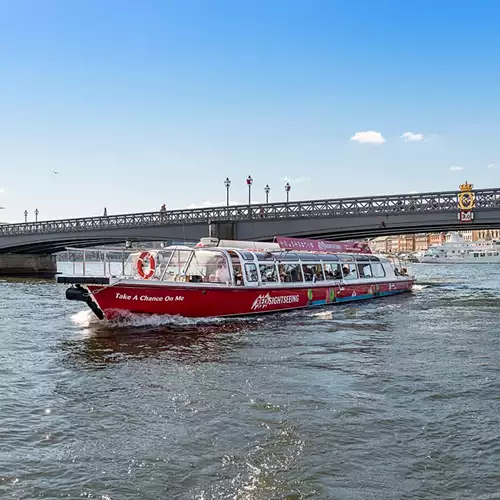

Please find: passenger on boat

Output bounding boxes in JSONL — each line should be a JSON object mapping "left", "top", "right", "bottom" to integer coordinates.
{"left": 278, "top": 265, "right": 290, "bottom": 282}
{"left": 302, "top": 266, "right": 313, "bottom": 281}
{"left": 214, "top": 258, "right": 230, "bottom": 283}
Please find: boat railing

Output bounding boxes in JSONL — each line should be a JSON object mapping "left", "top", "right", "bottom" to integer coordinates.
{"left": 59, "top": 247, "right": 138, "bottom": 277}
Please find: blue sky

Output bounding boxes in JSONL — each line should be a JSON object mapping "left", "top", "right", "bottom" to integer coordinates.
{"left": 1, "top": 0, "right": 500, "bottom": 221}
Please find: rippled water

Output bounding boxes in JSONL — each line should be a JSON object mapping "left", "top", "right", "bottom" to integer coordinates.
{"left": 1, "top": 264, "right": 499, "bottom": 499}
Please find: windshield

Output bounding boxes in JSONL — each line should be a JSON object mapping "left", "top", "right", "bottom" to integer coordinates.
{"left": 184, "top": 249, "right": 230, "bottom": 283}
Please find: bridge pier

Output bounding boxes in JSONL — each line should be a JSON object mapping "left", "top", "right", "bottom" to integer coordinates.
{"left": 209, "top": 221, "right": 236, "bottom": 240}
{"left": 0, "top": 254, "right": 57, "bottom": 278}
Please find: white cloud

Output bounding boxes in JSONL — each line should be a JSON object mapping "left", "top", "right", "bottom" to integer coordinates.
{"left": 449, "top": 165, "right": 464, "bottom": 171}
{"left": 401, "top": 132, "right": 424, "bottom": 142}
{"left": 488, "top": 164, "right": 498, "bottom": 169}
{"left": 350, "top": 130, "right": 385, "bottom": 144}
{"left": 282, "top": 176, "right": 310, "bottom": 184}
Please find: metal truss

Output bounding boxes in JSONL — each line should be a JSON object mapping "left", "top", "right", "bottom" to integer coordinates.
{"left": 1, "top": 189, "right": 499, "bottom": 236}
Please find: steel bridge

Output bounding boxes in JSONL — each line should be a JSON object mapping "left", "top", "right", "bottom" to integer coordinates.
{"left": 1, "top": 187, "right": 499, "bottom": 253}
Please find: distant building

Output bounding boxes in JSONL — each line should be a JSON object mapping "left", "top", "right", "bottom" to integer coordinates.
{"left": 429, "top": 232, "right": 446, "bottom": 245}
{"left": 370, "top": 236, "right": 391, "bottom": 253}
{"left": 414, "top": 233, "right": 430, "bottom": 251}
{"left": 473, "top": 229, "right": 500, "bottom": 240}
{"left": 370, "top": 229, "right": 500, "bottom": 254}
{"left": 397, "top": 234, "right": 415, "bottom": 253}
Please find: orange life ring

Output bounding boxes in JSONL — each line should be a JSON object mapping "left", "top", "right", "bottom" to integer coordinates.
{"left": 137, "top": 251, "right": 156, "bottom": 279}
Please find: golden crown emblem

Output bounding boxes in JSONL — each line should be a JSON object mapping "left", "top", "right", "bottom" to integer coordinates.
{"left": 460, "top": 181, "right": 473, "bottom": 192}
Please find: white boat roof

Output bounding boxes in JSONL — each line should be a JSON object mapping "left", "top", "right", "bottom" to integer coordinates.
{"left": 197, "top": 237, "right": 280, "bottom": 251}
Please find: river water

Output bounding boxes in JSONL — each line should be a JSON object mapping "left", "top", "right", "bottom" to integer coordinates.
{"left": 0, "top": 263, "right": 499, "bottom": 499}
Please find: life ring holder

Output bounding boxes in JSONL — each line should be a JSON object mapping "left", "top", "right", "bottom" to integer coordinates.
{"left": 137, "top": 251, "right": 156, "bottom": 279}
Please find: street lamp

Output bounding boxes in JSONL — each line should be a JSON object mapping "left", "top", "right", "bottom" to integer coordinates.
{"left": 224, "top": 177, "right": 231, "bottom": 207}
{"left": 285, "top": 182, "right": 291, "bottom": 203}
{"left": 35, "top": 208, "right": 39, "bottom": 222}
{"left": 24, "top": 210, "right": 28, "bottom": 223}
{"left": 264, "top": 184, "right": 270, "bottom": 204}
{"left": 246, "top": 175, "right": 253, "bottom": 205}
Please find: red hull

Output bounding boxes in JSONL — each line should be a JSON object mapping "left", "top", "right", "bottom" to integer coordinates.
{"left": 87, "top": 279, "right": 414, "bottom": 320}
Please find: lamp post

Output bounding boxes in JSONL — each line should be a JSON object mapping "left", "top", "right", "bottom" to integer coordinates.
{"left": 285, "top": 182, "right": 291, "bottom": 203}
{"left": 35, "top": 208, "right": 39, "bottom": 222}
{"left": 246, "top": 175, "right": 253, "bottom": 205}
{"left": 24, "top": 210, "right": 28, "bottom": 223}
{"left": 224, "top": 177, "right": 231, "bottom": 207}
{"left": 264, "top": 184, "right": 270, "bottom": 204}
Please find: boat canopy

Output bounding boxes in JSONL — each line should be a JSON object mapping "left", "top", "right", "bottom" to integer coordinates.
{"left": 118, "top": 237, "right": 406, "bottom": 285}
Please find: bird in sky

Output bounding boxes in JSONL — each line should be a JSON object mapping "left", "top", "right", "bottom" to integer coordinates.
{"left": 52, "top": 170, "right": 59, "bottom": 174}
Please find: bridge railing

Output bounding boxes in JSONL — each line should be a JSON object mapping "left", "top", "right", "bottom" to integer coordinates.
{"left": 1, "top": 189, "right": 498, "bottom": 236}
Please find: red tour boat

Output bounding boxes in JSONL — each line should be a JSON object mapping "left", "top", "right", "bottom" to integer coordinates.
{"left": 59, "top": 236, "right": 414, "bottom": 320}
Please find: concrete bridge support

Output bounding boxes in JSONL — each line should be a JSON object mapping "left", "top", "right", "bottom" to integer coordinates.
{"left": 208, "top": 221, "right": 237, "bottom": 240}
{"left": 0, "top": 254, "right": 57, "bottom": 278}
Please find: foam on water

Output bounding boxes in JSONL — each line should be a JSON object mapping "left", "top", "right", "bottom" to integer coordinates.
{"left": 70, "top": 307, "right": 265, "bottom": 330}
{"left": 71, "top": 309, "right": 96, "bottom": 328}
{"left": 412, "top": 284, "right": 429, "bottom": 291}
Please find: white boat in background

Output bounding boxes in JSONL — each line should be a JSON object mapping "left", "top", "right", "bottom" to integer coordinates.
{"left": 419, "top": 232, "right": 500, "bottom": 263}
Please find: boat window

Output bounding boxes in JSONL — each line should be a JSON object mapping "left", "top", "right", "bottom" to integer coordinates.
{"left": 371, "top": 262, "right": 386, "bottom": 278}
{"left": 323, "top": 263, "right": 342, "bottom": 279}
{"left": 339, "top": 255, "right": 354, "bottom": 262}
{"left": 184, "top": 250, "right": 230, "bottom": 283}
{"left": 254, "top": 252, "right": 275, "bottom": 261}
{"left": 297, "top": 253, "right": 321, "bottom": 261}
{"left": 277, "top": 263, "right": 303, "bottom": 283}
{"left": 228, "top": 250, "right": 244, "bottom": 286}
{"left": 356, "top": 255, "right": 370, "bottom": 261}
{"left": 342, "top": 263, "right": 358, "bottom": 280}
{"left": 240, "top": 251, "right": 255, "bottom": 261}
{"left": 245, "top": 263, "right": 258, "bottom": 282}
{"left": 259, "top": 263, "right": 278, "bottom": 283}
{"left": 162, "top": 249, "right": 193, "bottom": 281}
{"left": 321, "top": 254, "right": 340, "bottom": 262}
{"left": 302, "top": 263, "right": 323, "bottom": 282}
{"left": 357, "top": 263, "right": 372, "bottom": 278}
{"left": 302, "top": 264, "right": 312, "bottom": 281}
{"left": 154, "top": 249, "right": 173, "bottom": 278}
{"left": 277, "top": 252, "right": 300, "bottom": 261}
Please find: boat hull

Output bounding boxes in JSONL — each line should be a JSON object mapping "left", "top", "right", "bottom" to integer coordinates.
{"left": 86, "top": 279, "right": 414, "bottom": 320}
